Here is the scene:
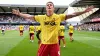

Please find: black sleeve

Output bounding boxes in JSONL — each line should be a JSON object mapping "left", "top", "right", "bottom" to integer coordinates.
{"left": 36, "top": 30, "right": 41, "bottom": 40}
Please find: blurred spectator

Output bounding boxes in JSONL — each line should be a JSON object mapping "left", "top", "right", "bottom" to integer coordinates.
{"left": 0, "top": 15, "right": 34, "bottom": 23}
{"left": 76, "top": 23, "right": 100, "bottom": 31}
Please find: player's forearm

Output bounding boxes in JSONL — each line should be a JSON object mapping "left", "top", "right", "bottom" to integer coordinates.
{"left": 73, "top": 11, "right": 86, "bottom": 17}
{"left": 19, "top": 13, "right": 34, "bottom": 20}
{"left": 66, "top": 11, "right": 86, "bottom": 19}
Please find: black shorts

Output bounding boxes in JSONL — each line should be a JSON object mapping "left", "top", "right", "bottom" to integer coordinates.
{"left": 20, "top": 30, "right": 23, "bottom": 33}
{"left": 69, "top": 33, "right": 73, "bottom": 36}
{"left": 58, "top": 36, "right": 64, "bottom": 40}
{"left": 30, "top": 33, "right": 34, "bottom": 37}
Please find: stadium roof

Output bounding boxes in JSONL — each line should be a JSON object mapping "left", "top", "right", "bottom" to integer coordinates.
{"left": 0, "top": 0, "right": 80, "bottom": 15}
{"left": 0, "top": 0, "right": 99, "bottom": 15}
{"left": 0, "top": 5, "right": 68, "bottom": 15}
{"left": 71, "top": 0, "right": 100, "bottom": 8}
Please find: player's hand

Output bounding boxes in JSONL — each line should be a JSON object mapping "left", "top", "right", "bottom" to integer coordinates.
{"left": 12, "top": 9, "right": 20, "bottom": 15}
{"left": 84, "top": 5, "right": 94, "bottom": 12}
{"left": 38, "top": 40, "right": 41, "bottom": 44}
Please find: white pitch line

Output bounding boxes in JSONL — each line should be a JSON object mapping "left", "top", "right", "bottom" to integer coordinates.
{"left": 74, "top": 36, "right": 100, "bottom": 40}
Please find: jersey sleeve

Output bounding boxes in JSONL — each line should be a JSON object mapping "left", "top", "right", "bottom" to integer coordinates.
{"left": 59, "top": 14, "right": 66, "bottom": 21}
{"left": 34, "top": 15, "right": 39, "bottom": 22}
{"left": 35, "top": 15, "right": 43, "bottom": 22}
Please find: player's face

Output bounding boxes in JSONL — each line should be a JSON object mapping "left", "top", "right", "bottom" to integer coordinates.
{"left": 46, "top": 3, "right": 54, "bottom": 12}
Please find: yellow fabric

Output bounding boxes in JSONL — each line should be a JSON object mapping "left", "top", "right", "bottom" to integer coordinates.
{"left": 29, "top": 26, "right": 34, "bottom": 33}
{"left": 38, "top": 26, "right": 41, "bottom": 31}
{"left": 69, "top": 25, "right": 74, "bottom": 33}
{"left": 34, "top": 13, "right": 66, "bottom": 44}
{"left": 36, "top": 26, "right": 41, "bottom": 31}
{"left": 59, "top": 26, "right": 65, "bottom": 36}
{"left": 35, "top": 26, "right": 41, "bottom": 32}
{"left": 35, "top": 26, "right": 38, "bottom": 32}
{"left": 19, "top": 25, "right": 24, "bottom": 30}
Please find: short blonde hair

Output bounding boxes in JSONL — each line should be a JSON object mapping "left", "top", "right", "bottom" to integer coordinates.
{"left": 46, "top": 1, "right": 54, "bottom": 7}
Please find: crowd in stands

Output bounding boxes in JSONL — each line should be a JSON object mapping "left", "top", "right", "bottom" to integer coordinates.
{"left": 89, "top": 14, "right": 100, "bottom": 20}
{"left": 82, "top": 9, "right": 100, "bottom": 23}
{"left": 76, "top": 23, "right": 100, "bottom": 31}
{"left": 79, "top": 9, "right": 100, "bottom": 31}
{"left": 0, "top": 14, "right": 100, "bottom": 31}
{"left": 0, "top": 15, "right": 34, "bottom": 23}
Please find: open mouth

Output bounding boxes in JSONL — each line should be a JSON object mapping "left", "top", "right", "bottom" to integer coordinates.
{"left": 48, "top": 6, "right": 51, "bottom": 9}
{"left": 48, "top": 7, "right": 51, "bottom": 9}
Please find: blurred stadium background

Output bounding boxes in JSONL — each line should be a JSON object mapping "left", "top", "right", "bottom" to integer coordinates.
{"left": 0, "top": 0, "right": 100, "bottom": 56}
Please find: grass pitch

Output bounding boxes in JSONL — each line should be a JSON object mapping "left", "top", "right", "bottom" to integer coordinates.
{"left": 0, "top": 30, "right": 100, "bottom": 56}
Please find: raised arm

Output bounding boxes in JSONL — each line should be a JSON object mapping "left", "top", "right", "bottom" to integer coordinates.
{"left": 12, "top": 9, "right": 35, "bottom": 20}
{"left": 65, "top": 6, "right": 94, "bottom": 20}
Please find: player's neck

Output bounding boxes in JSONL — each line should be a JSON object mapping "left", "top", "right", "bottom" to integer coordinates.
{"left": 46, "top": 11, "right": 54, "bottom": 17}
